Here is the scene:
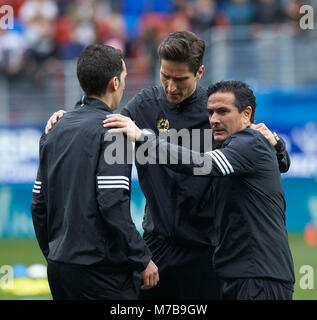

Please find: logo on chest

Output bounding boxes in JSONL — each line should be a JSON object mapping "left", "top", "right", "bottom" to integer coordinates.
{"left": 157, "top": 119, "right": 170, "bottom": 132}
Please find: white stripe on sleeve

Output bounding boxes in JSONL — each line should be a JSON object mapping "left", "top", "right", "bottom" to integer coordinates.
{"left": 97, "top": 176, "right": 130, "bottom": 191}
{"left": 214, "top": 150, "right": 234, "bottom": 174}
{"left": 205, "top": 150, "right": 235, "bottom": 176}
{"left": 211, "top": 151, "right": 231, "bottom": 175}
{"left": 206, "top": 151, "right": 226, "bottom": 176}
{"left": 98, "top": 185, "right": 129, "bottom": 191}
{"left": 98, "top": 180, "right": 130, "bottom": 187}
{"left": 97, "top": 176, "right": 129, "bottom": 182}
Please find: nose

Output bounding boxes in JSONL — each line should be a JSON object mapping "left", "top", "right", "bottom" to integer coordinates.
{"left": 209, "top": 113, "right": 220, "bottom": 128}
{"left": 167, "top": 80, "right": 177, "bottom": 93}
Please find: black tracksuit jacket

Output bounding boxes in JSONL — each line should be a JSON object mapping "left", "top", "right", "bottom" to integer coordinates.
{"left": 31, "top": 97, "right": 151, "bottom": 272}
{"left": 138, "top": 128, "right": 295, "bottom": 283}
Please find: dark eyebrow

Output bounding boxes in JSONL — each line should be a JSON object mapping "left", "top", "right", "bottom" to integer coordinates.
{"left": 161, "top": 72, "right": 189, "bottom": 81}
{"left": 207, "top": 106, "right": 229, "bottom": 114}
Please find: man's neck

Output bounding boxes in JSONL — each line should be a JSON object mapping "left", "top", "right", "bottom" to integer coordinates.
{"left": 89, "top": 95, "right": 116, "bottom": 111}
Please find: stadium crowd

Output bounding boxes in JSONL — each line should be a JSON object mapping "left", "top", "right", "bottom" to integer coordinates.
{"left": 0, "top": 0, "right": 310, "bottom": 80}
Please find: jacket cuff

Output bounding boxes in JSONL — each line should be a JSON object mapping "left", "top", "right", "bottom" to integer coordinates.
{"left": 274, "top": 135, "right": 285, "bottom": 153}
{"left": 131, "top": 255, "right": 152, "bottom": 273}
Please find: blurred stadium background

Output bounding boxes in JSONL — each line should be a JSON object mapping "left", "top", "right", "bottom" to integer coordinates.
{"left": 0, "top": 0, "right": 317, "bottom": 300}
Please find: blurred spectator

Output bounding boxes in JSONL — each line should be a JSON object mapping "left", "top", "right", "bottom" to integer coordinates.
{"left": 0, "top": 0, "right": 26, "bottom": 78}
{"left": 96, "top": 11, "right": 126, "bottom": 52}
{"left": 221, "top": 0, "right": 256, "bottom": 40}
{"left": 190, "top": 0, "right": 217, "bottom": 33}
{"left": 171, "top": 0, "right": 194, "bottom": 16}
{"left": 135, "top": 5, "right": 192, "bottom": 80}
{"left": 254, "top": 0, "right": 285, "bottom": 25}
{"left": 68, "top": 0, "right": 97, "bottom": 47}
{"left": 284, "top": 0, "right": 308, "bottom": 34}
{"left": 54, "top": 0, "right": 73, "bottom": 16}
{"left": 55, "top": 16, "right": 85, "bottom": 60}
{"left": 0, "top": 28, "right": 26, "bottom": 76}
{"left": 169, "top": 11, "right": 191, "bottom": 32}
{"left": 19, "top": 0, "right": 58, "bottom": 83}
{"left": 132, "top": 13, "right": 170, "bottom": 79}
{"left": 223, "top": 0, "right": 256, "bottom": 26}
{"left": 19, "top": 0, "right": 58, "bottom": 22}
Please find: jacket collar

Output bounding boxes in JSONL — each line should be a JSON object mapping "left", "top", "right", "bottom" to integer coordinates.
{"left": 75, "top": 96, "right": 113, "bottom": 113}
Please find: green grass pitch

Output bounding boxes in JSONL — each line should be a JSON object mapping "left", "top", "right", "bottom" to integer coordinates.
{"left": 0, "top": 234, "right": 316, "bottom": 300}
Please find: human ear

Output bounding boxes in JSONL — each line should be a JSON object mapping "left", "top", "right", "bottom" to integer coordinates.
{"left": 114, "top": 76, "right": 120, "bottom": 91}
{"left": 109, "top": 76, "right": 120, "bottom": 92}
{"left": 196, "top": 65, "right": 205, "bottom": 80}
{"left": 243, "top": 106, "right": 252, "bottom": 124}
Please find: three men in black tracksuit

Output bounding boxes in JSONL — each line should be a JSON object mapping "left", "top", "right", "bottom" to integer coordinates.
{"left": 105, "top": 80, "right": 295, "bottom": 300}
{"left": 43, "top": 31, "right": 292, "bottom": 300}
{"left": 31, "top": 44, "right": 158, "bottom": 300}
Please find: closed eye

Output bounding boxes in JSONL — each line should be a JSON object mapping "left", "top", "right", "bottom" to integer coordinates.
{"left": 161, "top": 72, "right": 188, "bottom": 82}
{"left": 174, "top": 77, "right": 188, "bottom": 82}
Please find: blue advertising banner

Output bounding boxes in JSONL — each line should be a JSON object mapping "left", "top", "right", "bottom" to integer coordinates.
{"left": 0, "top": 126, "right": 41, "bottom": 184}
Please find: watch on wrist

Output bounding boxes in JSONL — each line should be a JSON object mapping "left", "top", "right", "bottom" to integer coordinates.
{"left": 273, "top": 132, "right": 282, "bottom": 150}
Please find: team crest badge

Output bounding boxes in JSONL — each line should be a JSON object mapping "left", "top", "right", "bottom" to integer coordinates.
{"left": 157, "top": 119, "right": 170, "bottom": 132}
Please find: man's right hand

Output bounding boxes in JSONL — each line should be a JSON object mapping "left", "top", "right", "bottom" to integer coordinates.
{"left": 141, "top": 259, "right": 159, "bottom": 290}
{"left": 45, "top": 110, "right": 67, "bottom": 134}
{"left": 103, "top": 114, "right": 142, "bottom": 141}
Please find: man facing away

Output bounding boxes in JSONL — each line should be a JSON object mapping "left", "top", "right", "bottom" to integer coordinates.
{"left": 104, "top": 80, "right": 295, "bottom": 300}
{"left": 31, "top": 44, "right": 158, "bottom": 300}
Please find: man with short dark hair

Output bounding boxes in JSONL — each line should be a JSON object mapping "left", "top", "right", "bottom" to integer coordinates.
{"left": 118, "top": 30, "right": 219, "bottom": 300}
{"left": 44, "top": 31, "right": 290, "bottom": 300}
{"left": 31, "top": 44, "right": 159, "bottom": 300}
{"left": 104, "top": 80, "right": 295, "bottom": 300}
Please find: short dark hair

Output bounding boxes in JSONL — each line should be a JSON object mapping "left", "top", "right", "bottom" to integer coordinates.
{"left": 77, "top": 44, "right": 123, "bottom": 97}
{"left": 157, "top": 30, "right": 205, "bottom": 75}
{"left": 207, "top": 81, "right": 257, "bottom": 123}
